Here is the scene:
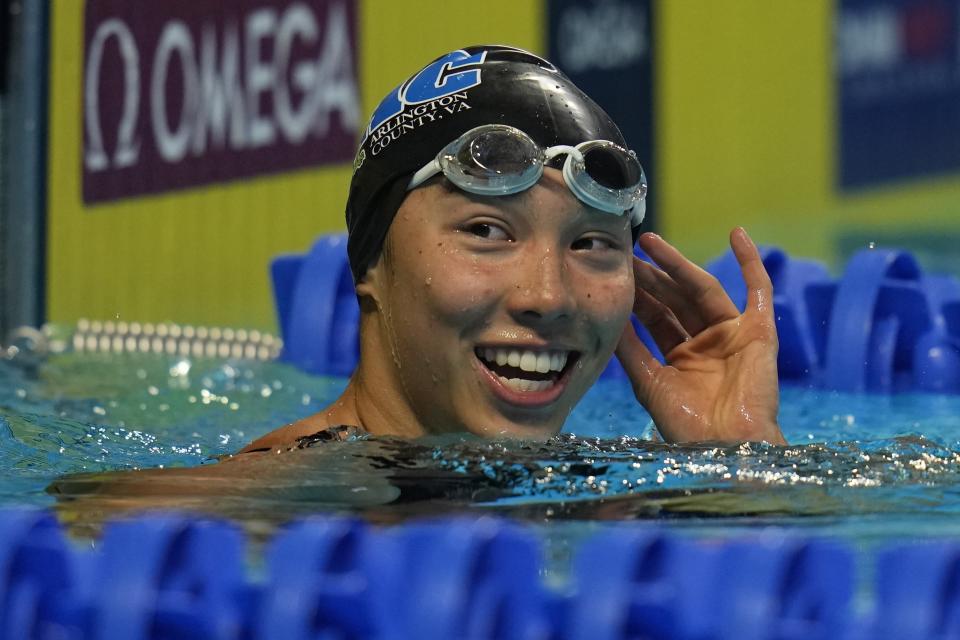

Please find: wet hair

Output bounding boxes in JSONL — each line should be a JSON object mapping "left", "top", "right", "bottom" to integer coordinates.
{"left": 345, "top": 44, "right": 630, "bottom": 283}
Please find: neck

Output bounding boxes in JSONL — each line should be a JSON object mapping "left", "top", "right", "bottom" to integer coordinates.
{"left": 343, "top": 313, "right": 428, "bottom": 439}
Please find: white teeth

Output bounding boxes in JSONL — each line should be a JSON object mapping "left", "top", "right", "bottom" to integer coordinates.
{"left": 497, "top": 376, "right": 555, "bottom": 393}
{"left": 535, "top": 352, "right": 551, "bottom": 373}
{"left": 551, "top": 352, "right": 569, "bottom": 371}
{"left": 479, "top": 348, "right": 571, "bottom": 373}
{"left": 519, "top": 351, "right": 537, "bottom": 372}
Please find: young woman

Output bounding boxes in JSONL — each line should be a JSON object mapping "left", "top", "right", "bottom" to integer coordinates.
{"left": 49, "top": 46, "right": 784, "bottom": 525}
{"left": 242, "top": 45, "right": 785, "bottom": 450}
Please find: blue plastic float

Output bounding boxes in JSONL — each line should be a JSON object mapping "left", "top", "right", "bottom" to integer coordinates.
{"left": 272, "top": 233, "right": 960, "bottom": 392}
{"left": 3, "top": 509, "right": 960, "bottom": 640}
{"left": 272, "top": 234, "right": 359, "bottom": 377}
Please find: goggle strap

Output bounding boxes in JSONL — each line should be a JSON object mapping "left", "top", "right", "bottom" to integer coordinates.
{"left": 543, "top": 145, "right": 583, "bottom": 163}
{"left": 408, "top": 159, "right": 442, "bottom": 190}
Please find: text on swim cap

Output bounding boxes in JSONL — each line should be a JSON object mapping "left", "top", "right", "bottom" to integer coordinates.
{"left": 360, "top": 49, "right": 487, "bottom": 145}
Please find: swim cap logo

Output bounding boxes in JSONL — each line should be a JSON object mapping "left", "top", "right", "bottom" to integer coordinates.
{"left": 353, "top": 148, "right": 366, "bottom": 171}
{"left": 359, "top": 49, "right": 486, "bottom": 156}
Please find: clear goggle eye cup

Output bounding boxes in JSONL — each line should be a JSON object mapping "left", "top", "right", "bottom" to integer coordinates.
{"left": 407, "top": 124, "right": 647, "bottom": 225}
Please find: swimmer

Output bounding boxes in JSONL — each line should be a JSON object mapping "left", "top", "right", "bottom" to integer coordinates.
{"left": 242, "top": 45, "right": 786, "bottom": 449}
{"left": 48, "top": 46, "right": 784, "bottom": 523}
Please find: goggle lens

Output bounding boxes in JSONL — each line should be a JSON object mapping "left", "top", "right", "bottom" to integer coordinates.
{"left": 582, "top": 143, "right": 642, "bottom": 190}
{"left": 438, "top": 128, "right": 544, "bottom": 195}
{"left": 563, "top": 140, "right": 647, "bottom": 217}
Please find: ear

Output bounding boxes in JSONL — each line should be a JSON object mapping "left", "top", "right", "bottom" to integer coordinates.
{"left": 354, "top": 254, "right": 385, "bottom": 308}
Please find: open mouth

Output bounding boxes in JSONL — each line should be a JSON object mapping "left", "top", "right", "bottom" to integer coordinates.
{"left": 474, "top": 346, "right": 579, "bottom": 393}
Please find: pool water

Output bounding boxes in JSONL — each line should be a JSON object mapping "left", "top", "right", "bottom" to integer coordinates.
{"left": 3, "top": 345, "right": 960, "bottom": 551}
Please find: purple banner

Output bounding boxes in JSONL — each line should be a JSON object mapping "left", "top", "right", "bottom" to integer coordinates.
{"left": 82, "top": 0, "right": 359, "bottom": 203}
{"left": 837, "top": 0, "right": 960, "bottom": 189}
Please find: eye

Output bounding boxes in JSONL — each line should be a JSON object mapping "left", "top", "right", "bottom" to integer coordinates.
{"left": 571, "top": 236, "right": 618, "bottom": 252}
{"left": 463, "top": 222, "right": 512, "bottom": 242}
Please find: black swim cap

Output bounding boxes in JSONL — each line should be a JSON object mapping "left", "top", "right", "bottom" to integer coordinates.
{"left": 345, "top": 45, "right": 631, "bottom": 283}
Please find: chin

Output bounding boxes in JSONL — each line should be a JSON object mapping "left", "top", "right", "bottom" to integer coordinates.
{"left": 463, "top": 415, "right": 565, "bottom": 441}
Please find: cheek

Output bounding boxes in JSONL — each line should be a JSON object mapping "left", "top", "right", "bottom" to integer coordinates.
{"left": 582, "top": 269, "right": 635, "bottom": 328}
{"left": 416, "top": 253, "right": 501, "bottom": 325}
{"left": 390, "top": 250, "right": 500, "bottom": 336}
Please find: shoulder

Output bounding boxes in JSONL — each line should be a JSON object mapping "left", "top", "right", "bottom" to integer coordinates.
{"left": 238, "top": 415, "right": 360, "bottom": 453}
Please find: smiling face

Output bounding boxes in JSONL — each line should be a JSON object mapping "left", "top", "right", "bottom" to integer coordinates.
{"left": 354, "top": 168, "right": 635, "bottom": 439}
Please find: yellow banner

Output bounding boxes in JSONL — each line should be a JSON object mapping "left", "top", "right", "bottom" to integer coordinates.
{"left": 48, "top": 0, "right": 960, "bottom": 335}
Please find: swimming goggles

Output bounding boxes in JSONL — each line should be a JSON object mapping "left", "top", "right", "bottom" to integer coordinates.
{"left": 407, "top": 124, "right": 647, "bottom": 225}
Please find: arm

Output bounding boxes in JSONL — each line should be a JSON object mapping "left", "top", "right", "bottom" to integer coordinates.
{"left": 616, "top": 228, "right": 786, "bottom": 445}
{"left": 49, "top": 439, "right": 400, "bottom": 529}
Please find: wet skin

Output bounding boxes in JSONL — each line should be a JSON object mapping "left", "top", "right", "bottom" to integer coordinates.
{"left": 620, "top": 228, "right": 785, "bottom": 444}
{"left": 244, "top": 168, "right": 786, "bottom": 449}
{"left": 354, "top": 170, "right": 635, "bottom": 439}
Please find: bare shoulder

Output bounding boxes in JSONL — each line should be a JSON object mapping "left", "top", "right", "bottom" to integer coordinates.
{"left": 238, "top": 413, "right": 338, "bottom": 453}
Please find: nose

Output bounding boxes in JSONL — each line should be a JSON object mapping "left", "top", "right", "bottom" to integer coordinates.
{"left": 507, "top": 248, "right": 576, "bottom": 326}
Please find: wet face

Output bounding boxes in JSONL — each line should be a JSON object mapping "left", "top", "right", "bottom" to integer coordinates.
{"left": 359, "top": 168, "right": 635, "bottom": 439}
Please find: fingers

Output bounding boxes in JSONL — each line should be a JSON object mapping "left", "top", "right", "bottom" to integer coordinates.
{"left": 615, "top": 321, "right": 662, "bottom": 403}
{"left": 634, "top": 259, "right": 705, "bottom": 335}
{"left": 631, "top": 271, "right": 690, "bottom": 355}
{"left": 730, "top": 227, "right": 775, "bottom": 317}
{"left": 637, "top": 233, "right": 740, "bottom": 333}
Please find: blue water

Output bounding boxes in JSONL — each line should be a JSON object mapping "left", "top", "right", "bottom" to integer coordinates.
{"left": 3, "top": 346, "right": 960, "bottom": 549}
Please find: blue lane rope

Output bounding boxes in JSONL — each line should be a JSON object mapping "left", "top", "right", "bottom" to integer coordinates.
{"left": 3, "top": 509, "right": 960, "bottom": 640}
{"left": 272, "top": 233, "right": 960, "bottom": 392}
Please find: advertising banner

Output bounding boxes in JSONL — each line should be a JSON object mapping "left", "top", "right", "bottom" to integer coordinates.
{"left": 547, "top": 0, "right": 654, "bottom": 223}
{"left": 82, "top": 0, "right": 360, "bottom": 203}
{"left": 838, "top": 0, "right": 960, "bottom": 189}
{"left": 49, "top": 0, "right": 542, "bottom": 330}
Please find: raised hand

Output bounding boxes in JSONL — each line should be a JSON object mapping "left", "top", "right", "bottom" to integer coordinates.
{"left": 616, "top": 228, "right": 786, "bottom": 445}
